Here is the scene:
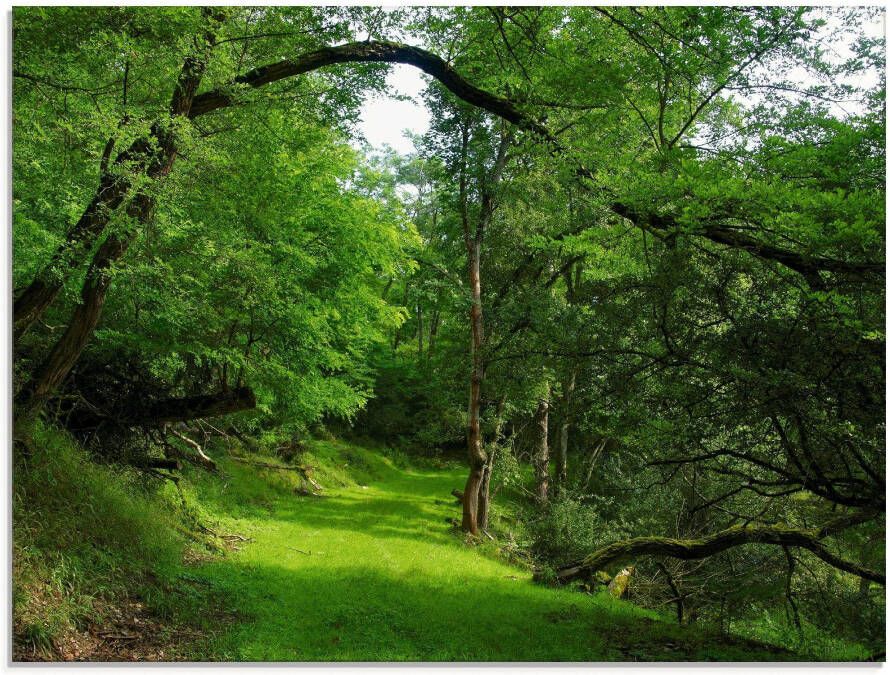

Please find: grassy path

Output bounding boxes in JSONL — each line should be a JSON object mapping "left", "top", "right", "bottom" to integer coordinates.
{"left": 187, "top": 441, "right": 790, "bottom": 661}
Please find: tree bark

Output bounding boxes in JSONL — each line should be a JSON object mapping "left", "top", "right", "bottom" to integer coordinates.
{"left": 16, "top": 195, "right": 152, "bottom": 420}
{"left": 533, "top": 383, "right": 551, "bottom": 504}
{"left": 14, "top": 177, "right": 134, "bottom": 340}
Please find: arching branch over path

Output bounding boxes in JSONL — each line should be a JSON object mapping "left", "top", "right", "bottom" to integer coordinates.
{"left": 188, "top": 40, "right": 548, "bottom": 135}
{"left": 13, "top": 36, "right": 884, "bottom": 422}
{"left": 190, "top": 40, "right": 884, "bottom": 284}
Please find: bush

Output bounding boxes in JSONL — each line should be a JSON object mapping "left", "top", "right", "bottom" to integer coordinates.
{"left": 527, "top": 497, "right": 627, "bottom": 568}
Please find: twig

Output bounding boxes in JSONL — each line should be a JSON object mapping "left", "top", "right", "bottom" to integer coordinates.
{"left": 168, "top": 425, "right": 218, "bottom": 472}
{"left": 220, "top": 534, "right": 252, "bottom": 542}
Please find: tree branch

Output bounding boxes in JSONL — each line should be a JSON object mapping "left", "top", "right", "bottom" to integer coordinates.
{"left": 189, "top": 40, "right": 883, "bottom": 283}
{"left": 555, "top": 518, "right": 884, "bottom": 585}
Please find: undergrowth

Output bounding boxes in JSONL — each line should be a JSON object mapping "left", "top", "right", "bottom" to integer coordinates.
{"left": 12, "top": 423, "right": 219, "bottom": 659}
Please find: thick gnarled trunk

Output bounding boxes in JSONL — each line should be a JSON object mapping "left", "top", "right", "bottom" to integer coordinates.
{"left": 16, "top": 194, "right": 153, "bottom": 420}
{"left": 13, "top": 177, "right": 132, "bottom": 340}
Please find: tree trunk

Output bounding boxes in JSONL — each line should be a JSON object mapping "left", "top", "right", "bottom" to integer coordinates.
{"left": 656, "top": 561, "right": 685, "bottom": 624}
{"left": 461, "top": 238, "right": 487, "bottom": 535}
{"left": 534, "top": 383, "right": 551, "bottom": 504}
{"left": 477, "top": 451, "right": 494, "bottom": 532}
{"left": 13, "top": 176, "right": 132, "bottom": 340}
{"left": 555, "top": 368, "right": 575, "bottom": 497}
{"left": 13, "top": 9, "right": 225, "bottom": 339}
{"left": 16, "top": 195, "right": 151, "bottom": 420}
{"left": 581, "top": 437, "right": 609, "bottom": 493}
{"left": 427, "top": 309, "right": 440, "bottom": 359}
{"left": 417, "top": 304, "right": 424, "bottom": 360}
{"left": 14, "top": 15, "right": 222, "bottom": 419}
{"left": 457, "top": 123, "right": 512, "bottom": 535}
{"left": 477, "top": 395, "right": 507, "bottom": 531}
{"left": 392, "top": 283, "right": 409, "bottom": 351}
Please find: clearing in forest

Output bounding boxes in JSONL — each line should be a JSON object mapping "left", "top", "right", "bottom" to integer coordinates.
{"left": 185, "top": 441, "right": 795, "bottom": 662}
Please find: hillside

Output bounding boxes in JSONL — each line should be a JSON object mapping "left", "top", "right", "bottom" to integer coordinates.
{"left": 17, "top": 429, "right": 868, "bottom": 662}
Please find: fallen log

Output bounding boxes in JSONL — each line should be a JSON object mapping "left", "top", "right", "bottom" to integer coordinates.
{"left": 555, "top": 519, "right": 885, "bottom": 585}
{"left": 67, "top": 387, "right": 257, "bottom": 430}
{"left": 146, "top": 387, "right": 256, "bottom": 424}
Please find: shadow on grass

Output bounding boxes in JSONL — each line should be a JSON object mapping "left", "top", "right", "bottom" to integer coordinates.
{"left": 194, "top": 561, "right": 797, "bottom": 662}
{"left": 197, "top": 460, "right": 466, "bottom": 548}
{"left": 185, "top": 447, "right": 799, "bottom": 662}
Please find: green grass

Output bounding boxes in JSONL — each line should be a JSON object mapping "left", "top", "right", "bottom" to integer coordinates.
{"left": 13, "top": 423, "right": 198, "bottom": 657}
{"left": 729, "top": 616, "right": 872, "bottom": 662}
{"left": 182, "top": 440, "right": 801, "bottom": 661}
{"left": 15, "top": 431, "right": 868, "bottom": 662}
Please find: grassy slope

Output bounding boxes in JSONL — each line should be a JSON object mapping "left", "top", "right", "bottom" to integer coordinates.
{"left": 15, "top": 430, "right": 870, "bottom": 662}
{"left": 183, "top": 440, "right": 801, "bottom": 662}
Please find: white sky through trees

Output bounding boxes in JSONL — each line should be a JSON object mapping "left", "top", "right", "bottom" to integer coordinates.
{"left": 358, "top": 64, "right": 430, "bottom": 155}
{"left": 356, "top": 8, "right": 884, "bottom": 156}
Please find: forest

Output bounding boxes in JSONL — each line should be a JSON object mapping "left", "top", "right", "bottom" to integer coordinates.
{"left": 10, "top": 5, "right": 886, "bottom": 663}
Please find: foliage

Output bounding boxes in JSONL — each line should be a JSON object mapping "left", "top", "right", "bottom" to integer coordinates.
{"left": 11, "top": 5, "right": 885, "bottom": 662}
